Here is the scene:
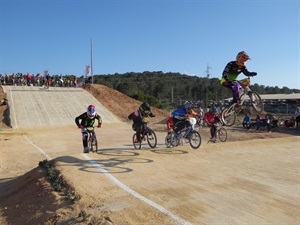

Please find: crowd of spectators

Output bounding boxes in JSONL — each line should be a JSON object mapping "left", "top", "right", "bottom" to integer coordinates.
{"left": 0, "top": 73, "right": 78, "bottom": 87}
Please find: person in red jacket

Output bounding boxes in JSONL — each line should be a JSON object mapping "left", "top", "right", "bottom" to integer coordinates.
{"left": 204, "top": 106, "right": 220, "bottom": 143}
{"left": 166, "top": 117, "right": 174, "bottom": 135}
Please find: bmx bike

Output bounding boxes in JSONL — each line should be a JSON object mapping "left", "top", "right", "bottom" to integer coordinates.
{"left": 85, "top": 127, "right": 98, "bottom": 153}
{"left": 132, "top": 124, "right": 157, "bottom": 150}
{"left": 221, "top": 76, "right": 264, "bottom": 126}
{"left": 207, "top": 122, "right": 227, "bottom": 143}
{"left": 166, "top": 117, "right": 202, "bottom": 149}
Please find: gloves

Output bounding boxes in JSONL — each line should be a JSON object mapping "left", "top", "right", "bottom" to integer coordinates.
{"left": 250, "top": 72, "right": 257, "bottom": 76}
{"left": 97, "top": 124, "right": 101, "bottom": 128}
{"left": 78, "top": 125, "right": 83, "bottom": 129}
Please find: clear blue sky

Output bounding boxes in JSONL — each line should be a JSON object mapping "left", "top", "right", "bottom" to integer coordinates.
{"left": 0, "top": 0, "right": 299, "bottom": 89}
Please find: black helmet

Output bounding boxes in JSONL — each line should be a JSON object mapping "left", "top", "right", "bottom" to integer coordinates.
{"left": 210, "top": 106, "right": 217, "bottom": 113}
{"left": 139, "top": 102, "right": 150, "bottom": 116}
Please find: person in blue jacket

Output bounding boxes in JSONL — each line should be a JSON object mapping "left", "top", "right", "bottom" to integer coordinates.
{"left": 172, "top": 101, "right": 195, "bottom": 135}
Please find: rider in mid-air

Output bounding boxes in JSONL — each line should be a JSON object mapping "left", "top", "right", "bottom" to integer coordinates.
{"left": 128, "top": 102, "right": 155, "bottom": 143}
{"left": 75, "top": 105, "right": 102, "bottom": 153}
{"left": 220, "top": 51, "right": 257, "bottom": 104}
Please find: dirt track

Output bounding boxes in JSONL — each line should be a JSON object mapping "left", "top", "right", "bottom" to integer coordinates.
{"left": 0, "top": 85, "right": 300, "bottom": 225}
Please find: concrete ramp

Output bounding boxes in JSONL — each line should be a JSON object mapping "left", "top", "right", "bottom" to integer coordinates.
{"left": 3, "top": 86, "right": 121, "bottom": 129}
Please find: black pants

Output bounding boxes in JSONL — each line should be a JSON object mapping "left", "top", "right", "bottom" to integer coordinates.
{"left": 81, "top": 129, "right": 96, "bottom": 148}
{"left": 210, "top": 124, "right": 217, "bottom": 138}
{"left": 133, "top": 123, "right": 147, "bottom": 141}
{"left": 173, "top": 118, "right": 189, "bottom": 134}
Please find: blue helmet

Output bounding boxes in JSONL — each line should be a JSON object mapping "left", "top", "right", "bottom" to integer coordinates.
{"left": 87, "top": 105, "right": 96, "bottom": 118}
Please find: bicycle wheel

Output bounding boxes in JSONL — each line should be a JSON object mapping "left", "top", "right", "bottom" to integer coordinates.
{"left": 165, "top": 134, "right": 172, "bottom": 147}
{"left": 218, "top": 127, "right": 227, "bottom": 142}
{"left": 86, "top": 136, "right": 92, "bottom": 153}
{"left": 188, "top": 130, "right": 201, "bottom": 149}
{"left": 146, "top": 128, "right": 157, "bottom": 149}
{"left": 221, "top": 105, "right": 236, "bottom": 126}
{"left": 170, "top": 134, "right": 181, "bottom": 147}
{"left": 132, "top": 133, "right": 142, "bottom": 150}
{"left": 249, "top": 91, "right": 264, "bottom": 113}
{"left": 92, "top": 137, "right": 98, "bottom": 153}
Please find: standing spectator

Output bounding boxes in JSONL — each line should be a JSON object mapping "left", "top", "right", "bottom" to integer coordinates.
{"left": 45, "top": 73, "right": 51, "bottom": 88}
{"left": 31, "top": 74, "right": 35, "bottom": 86}
{"left": 295, "top": 107, "right": 300, "bottom": 131}
{"left": 11, "top": 73, "right": 15, "bottom": 85}
{"left": 26, "top": 73, "right": 31, "bottom": 86}
{"left": 242, "top": 114, "right": 251, "bottom": 130}
{"left": 73, "top": 76, "right": 78, "bottom": 87}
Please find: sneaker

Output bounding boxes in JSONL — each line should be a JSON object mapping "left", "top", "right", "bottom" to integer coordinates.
{"left": 210, "top": 137, "right": 216, "bottom": 143}
{"left": 83, "top": 147, "right": 89, "bottom": 153}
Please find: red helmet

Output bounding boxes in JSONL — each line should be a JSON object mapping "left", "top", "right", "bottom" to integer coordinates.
{"left": 87, "top": 105, "right": 96, "bottom": 118}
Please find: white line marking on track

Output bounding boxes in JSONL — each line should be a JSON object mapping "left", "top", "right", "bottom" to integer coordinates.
{"left": 82, "top": 154, "right": 192, "bottom": 225}
{"left": 10, "top": 89, "right": 18, "bottom": 129}
{"left": 24, "top": 136, "right": 51, "bottom": 160}
{"left": 23, "top": 135, "right": 190, "bottom": 225}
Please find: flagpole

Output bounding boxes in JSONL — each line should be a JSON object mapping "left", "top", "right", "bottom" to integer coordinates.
{"left": 90, "top": 38, "right": 93, "bottom": 84}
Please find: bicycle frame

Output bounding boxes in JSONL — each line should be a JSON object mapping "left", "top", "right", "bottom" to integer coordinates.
{"left": 83, "top": 126, "right": 98, "bottom": 153}
{"left": 132, "top": 123, "right": 157, "bottom": 150}
{"left": 168, "top": 117, "right": 202, "bottom": 149}
{"left": 237, "top": 77, "right": 252, "bottom": 105}
{"left": 221, "top": 76, "right": 263, "bottom": 126}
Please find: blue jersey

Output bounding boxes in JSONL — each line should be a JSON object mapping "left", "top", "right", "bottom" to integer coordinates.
{"left": 172, "top": 106, "right": 187, "bottom": 120}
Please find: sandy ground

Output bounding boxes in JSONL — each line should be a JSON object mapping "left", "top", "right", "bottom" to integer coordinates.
{"left": 0, "top": 84, "right": 299, "bottom": 225}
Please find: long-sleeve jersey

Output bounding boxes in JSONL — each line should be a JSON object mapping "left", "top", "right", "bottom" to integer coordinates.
{"left": 75, "top": 112, "right": 102, "bottom": 127}
{"left": 128, "top": 110, "right": 155, "bottom": 124}
{"left": 221, "top": 61, "right": 253, "bottom": 84}
{"left": 172, "top": 106, "right": 198, "bottom": 120}
{"left": 204, "top": 112, "right": 216, "bottom": 125}
{"left": 172, "top": 106, "right": 187, "bottom": 120}
{"left": 166, "top": 117, "right": 174, "bottom": 130}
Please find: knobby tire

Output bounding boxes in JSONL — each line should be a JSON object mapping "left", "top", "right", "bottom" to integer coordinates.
{"left": 146, "top": 128, "right": 157, "bottom": 148}
{"left": 188, "top": 130, "right": 202, "bottom": 149}
{"left": 132, "top": 133, "right": 142, "bottom": 150}
{"left": 221, "top": 106, "right": 236, "bottom": 126}
{"left": 218, "top": 127, "right": 227, "bottom": 142}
